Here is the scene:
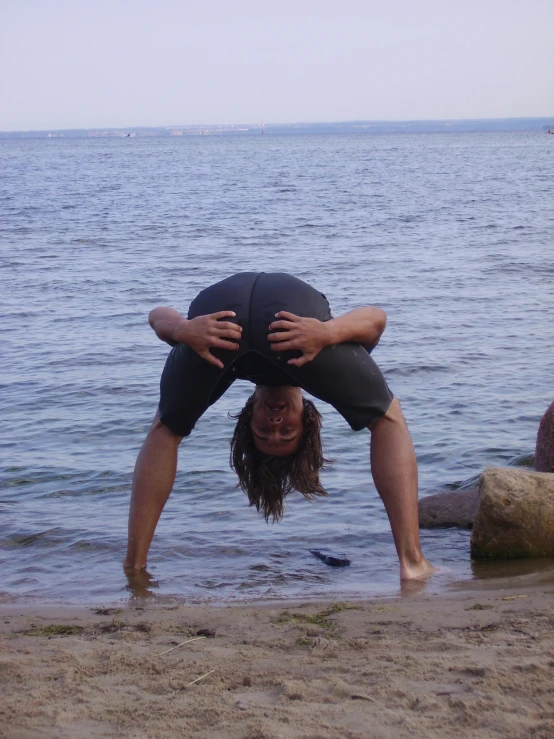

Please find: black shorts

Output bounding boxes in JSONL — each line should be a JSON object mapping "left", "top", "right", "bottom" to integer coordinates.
{"left": 158, "top": 272, "right": 393, "bottom": 436}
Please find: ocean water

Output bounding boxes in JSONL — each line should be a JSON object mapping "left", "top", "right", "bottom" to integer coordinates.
{"left": 1, "top": 132, "right": 552, "bottom": 605}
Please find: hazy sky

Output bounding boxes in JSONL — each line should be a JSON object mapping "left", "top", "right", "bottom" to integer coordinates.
{"left": 1, "top": 0, "right": 553, "bottom": 130}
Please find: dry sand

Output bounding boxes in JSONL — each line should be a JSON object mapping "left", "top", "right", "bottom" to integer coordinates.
{"left": 1, "top": 578, "right": 553, "bottom": 739}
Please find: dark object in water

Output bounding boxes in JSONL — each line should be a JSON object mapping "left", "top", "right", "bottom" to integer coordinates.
{"left": 310, "top": 549, "right": 351, "bottom": 567}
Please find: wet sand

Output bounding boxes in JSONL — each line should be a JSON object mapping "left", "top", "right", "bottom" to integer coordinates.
{"left": 1, "top": 579, "right": 553, "bottom": 739}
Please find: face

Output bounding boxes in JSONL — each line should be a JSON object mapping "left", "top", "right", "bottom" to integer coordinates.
{"left": 250, "top": 386, "right": 304, "bottom": 457}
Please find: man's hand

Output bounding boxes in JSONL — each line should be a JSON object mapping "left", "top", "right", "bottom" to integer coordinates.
{"left": 174, "top": 311, "right": 242, "bottom": 369}
{"left": 267, "top": 305, "right": 387, "bottom": 367}
{"left": 149, "top": 306, "right": 242, "bottom": 369}
{"left": 267, "top": 311, "right": 332, "bottom": 367}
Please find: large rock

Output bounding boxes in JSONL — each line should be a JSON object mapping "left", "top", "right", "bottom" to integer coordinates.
{"left": 535, "top": 401, "right": 554, "bottom": 472}
{"left": 418, "top": 488, "right": 478, "bottom": 529}
{"left": 471, "top": 467, "right": 554, "bottom": 559}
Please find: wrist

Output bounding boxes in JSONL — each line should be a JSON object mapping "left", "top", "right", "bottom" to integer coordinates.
{"left": 171, "top": 318, "right": 189, "bottom": 344}
{"left": 324, "top": 318, "right": 339, "bottom": 346}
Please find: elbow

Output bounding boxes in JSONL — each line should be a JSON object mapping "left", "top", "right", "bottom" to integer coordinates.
{"left": 372, "top": 309, "right": 387, "bottom": 339}
{"left": 377, "top": 309, "right": 387, "bottom": 335}
{"left": 368, "top": 309, "right": 386, "bottom": 347}
{"left": 148, "top": 306, "right": 167, "bottom": 330}
{"left": 148, "top": 309, "right": 160, "bottom": 332}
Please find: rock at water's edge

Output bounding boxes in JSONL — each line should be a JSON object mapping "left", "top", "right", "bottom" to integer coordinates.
{"left": 535, "top": 401, "right": 554, "bottom": 473}
{"left": 471, "top": 467, "right": 554, "bottom": 559}
{"left": 418, "top": 488, "right": 478, "bottom": 529}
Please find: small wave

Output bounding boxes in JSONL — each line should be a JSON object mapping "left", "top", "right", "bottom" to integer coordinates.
{"left": 1, "top": 227, "right": 34, "bottom": 234}
{"left": 385, "top": 364, "right": 451, "bottom": 377}
{"left": 481, "top": 263, "right": 529, "bottom": 275}
{"left": 507, "top": 452, "right": 534, "bottom": 467}
{"left": 198, "top": 580, "right": 235, "bottom": 589}
{"left": 423, "top": 451, "right": 534, "bottom": 494}
{"left": 69, "top": 539, "right": 113, "bottom": 551}
{"left": 396, "top": 214, "right": 423, "bottom": 223}
{"left": 1, "top": 529, "right": 68, "bottom": 548}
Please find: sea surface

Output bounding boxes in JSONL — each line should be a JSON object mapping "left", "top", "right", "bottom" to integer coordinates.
{"left": 1, "top": 132, "right": 553, "bottom": 605}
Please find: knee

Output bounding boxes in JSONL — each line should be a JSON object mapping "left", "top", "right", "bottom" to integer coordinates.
{"left": 368, "top": 397, "right": 405, "bottom": 430}
{"left": 384, "top": 396, "right": 404, "bottom": 421}
{"left": 148, "top": 415, "right": 184, "bottom": 444}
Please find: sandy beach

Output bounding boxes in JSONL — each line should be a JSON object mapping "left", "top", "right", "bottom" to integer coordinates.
{"left": 1, "top": 575, "right": 553, "bottom": 739}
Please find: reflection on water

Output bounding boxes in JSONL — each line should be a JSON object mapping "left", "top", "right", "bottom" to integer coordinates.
{"left": 471, "top": 557, "right": 554, "bottom": 581}
{"left": 399, "top": 578, "right": 431, "bottom": 597}
{"left": 124, "top": 568, "right": 160, "bottom": 600}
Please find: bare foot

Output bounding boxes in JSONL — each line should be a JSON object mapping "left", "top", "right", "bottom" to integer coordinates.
{"left": 123, "top": 567, "right": 159, "bottom": 599}
{"left": 400, "top": 556, "right": 435, "bottom": 582}
{"left": 123, "top": 559, "right": 146, "bottom": 571}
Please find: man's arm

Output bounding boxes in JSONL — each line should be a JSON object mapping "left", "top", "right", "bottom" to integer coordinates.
{"left": 325, "top": 306, "right": 387, "bottom": 348}
{"left": 148, "top": 306, "right": 242, "bottom": 369}
{"left": 148, "top": 306, "right": 188, "bottom": 345}
{"left": 267, "top": 306, "right": 387, "bottom": 368}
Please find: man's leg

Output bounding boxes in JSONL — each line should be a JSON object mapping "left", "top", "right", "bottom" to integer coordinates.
{"left": 124, "top": 413, "right": 183, "bottom": 571}
{"left": 369, "top": 397, "right": 434, "bottom": 581}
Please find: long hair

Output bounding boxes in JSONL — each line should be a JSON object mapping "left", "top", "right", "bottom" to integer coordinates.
{"left": 229, "top": 395, "right": 329, "bottom": 522}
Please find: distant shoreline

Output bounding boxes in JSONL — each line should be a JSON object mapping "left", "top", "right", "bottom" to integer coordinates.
{"left": 2, "top": 117, "right": 554, "bottom": 138}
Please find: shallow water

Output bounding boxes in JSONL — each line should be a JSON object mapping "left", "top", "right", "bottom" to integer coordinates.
{"left": 1, "top": 132, "right": 553, "bottom": 604}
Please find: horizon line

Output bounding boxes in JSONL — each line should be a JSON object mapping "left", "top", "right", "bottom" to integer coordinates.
{"left": 2, "top": 115, "right": 554, "bottom": 135}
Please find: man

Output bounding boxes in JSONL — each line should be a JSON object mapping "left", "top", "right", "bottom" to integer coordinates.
{"left": 124, "top": 272, "right": 433, "bottom": 582}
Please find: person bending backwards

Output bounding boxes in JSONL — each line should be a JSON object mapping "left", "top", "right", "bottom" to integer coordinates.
{"left": 124, "top": 272, "right": 434, "bottom": 582}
